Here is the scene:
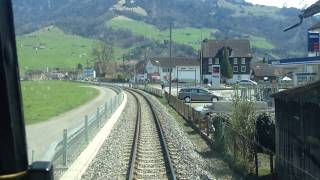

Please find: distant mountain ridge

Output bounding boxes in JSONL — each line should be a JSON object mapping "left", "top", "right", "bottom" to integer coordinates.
{"left": 12, "top": 0, "right": 318, "bottom": 60}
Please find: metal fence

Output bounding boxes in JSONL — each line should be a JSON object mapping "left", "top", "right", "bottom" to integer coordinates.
{"left": 43, "top": 83, "right": 124, "bottom": 178}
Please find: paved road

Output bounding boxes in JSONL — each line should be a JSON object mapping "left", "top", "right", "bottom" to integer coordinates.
{"left": 25, "top": 86, "right": 117, "bottom": 162}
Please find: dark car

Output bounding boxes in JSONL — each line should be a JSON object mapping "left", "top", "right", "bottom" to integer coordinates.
{"left": 178, "top": 87, "right": 223, "bottom": 102}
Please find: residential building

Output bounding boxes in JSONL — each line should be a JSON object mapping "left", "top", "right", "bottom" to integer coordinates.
{"left": 146, "top": 57, "right": 200, "bottom": 83}
{"left": 251, "top": 63, "right": 287, "bottom": 83}
{"left": 201, "top": 39, "right": 253, "bottom": 84}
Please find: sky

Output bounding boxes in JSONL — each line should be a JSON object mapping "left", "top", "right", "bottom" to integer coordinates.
{"left": 245, "top": 0, "right": 319, "bottom": 9}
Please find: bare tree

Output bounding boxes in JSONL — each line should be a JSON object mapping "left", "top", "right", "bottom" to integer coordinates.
{"left": 91, "top": 42, "right": 114, "bottom": 77}
{"left": 91, "top": 42, "right": 114, "bottom": 63}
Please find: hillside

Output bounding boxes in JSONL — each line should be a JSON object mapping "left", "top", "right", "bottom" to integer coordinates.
{"left": 12, "top": 0, "right": 317, "bottom": 61}
{"left": 17, "top": 26, "right": 126, "bottom": 73}
{"left": 106, "top": 16, "right": 274, "bottom": 50}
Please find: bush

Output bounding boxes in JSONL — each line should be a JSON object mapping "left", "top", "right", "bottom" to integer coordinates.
{"left": 209, "top": 113, "right": 230, "bottom": 152}
{"left": 256, "top": 113, "right": 275, "bottom": 152}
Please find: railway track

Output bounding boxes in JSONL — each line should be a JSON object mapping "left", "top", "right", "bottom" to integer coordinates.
{"left": 125, "top": 89, "right": 176, "bottom": 180}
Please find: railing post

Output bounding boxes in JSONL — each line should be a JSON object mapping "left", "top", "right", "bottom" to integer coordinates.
{"left": 97, "top": 107, "right": 100, "bottom": 128}
{"left": 270, "top": 154, "right": 274, "bottom": 173}
{"left": 62, "top": 129, "right": 68, "bottom": 166}
{"left": 85, "top": 115, "right": 89, "bottom": 144}
{"left": 104, "top": 102, "right": 108, "bottom": 120}
{"left": 254, "top": 143, "right": 259, "bottom": 176}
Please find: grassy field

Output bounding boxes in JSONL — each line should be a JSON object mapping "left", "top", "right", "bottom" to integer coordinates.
{"left": 106, "top": 16, "right": 217, "bottom": 49}
{"left": 16, "top": 26, "right": 126, "bottom": 73}
{"left": 21, "top": 80, "right": 99, "bottom": 124}
{"left": 107, "top": 16, "right": 274, "bottom": 50}
{"left": 250, "top": 35, "right": 274, "bottom": 50}
{"left": 217, "top": 0, "right": 283, "bottom": 20}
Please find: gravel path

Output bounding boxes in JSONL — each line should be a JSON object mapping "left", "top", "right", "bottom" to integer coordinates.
{"left": 82, "top": 92, "right": 137, "bottom": 179}
{"left": 26, "top": 86, "right": 117, "bottom": 162}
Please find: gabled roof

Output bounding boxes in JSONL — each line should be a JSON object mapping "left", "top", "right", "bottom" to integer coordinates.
{"left": 202, "top": 39, "right": 252, "bottom": 58}
{"left": 149, "top": 57, "right": 199, "bottom": 67}
{"left": 252, "top": 63, "right": 287, "bottom": 77}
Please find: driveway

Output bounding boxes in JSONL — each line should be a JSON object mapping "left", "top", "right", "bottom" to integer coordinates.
{"left": 25, "top": 86, "right": 117, "bottom": 162}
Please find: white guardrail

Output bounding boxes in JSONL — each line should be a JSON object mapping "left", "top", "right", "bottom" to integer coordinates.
{"left": 43, "top": 82, "right": 124, "bottom": 176}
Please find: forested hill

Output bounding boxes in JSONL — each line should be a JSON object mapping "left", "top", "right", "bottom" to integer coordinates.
{"left": 12, "top": 0, "right": 318, "bottom": 60}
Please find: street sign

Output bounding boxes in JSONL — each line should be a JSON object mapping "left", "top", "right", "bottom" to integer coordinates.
{"left": 212, "top": 65, "right": 221, "bottom": 87}
{"left": 308, "top": 31, "right": 320, "bottom": 52}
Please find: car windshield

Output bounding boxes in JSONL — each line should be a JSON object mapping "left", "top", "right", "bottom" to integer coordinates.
{"left": 2, "top": 0, "right": 320, "bottom": 179}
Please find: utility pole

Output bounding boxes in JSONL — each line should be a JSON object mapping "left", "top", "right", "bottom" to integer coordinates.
{"left": 169, "top": 22, "right": 172, "bottom": 96}
{"left": 123, "top": 54, "right": 125, "bottom": 86}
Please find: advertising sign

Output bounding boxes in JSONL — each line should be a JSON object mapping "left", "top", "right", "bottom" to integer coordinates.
{"left": 308, "top": 32, "right": 320, "bottom": 52}
{"left": 212, "top": 65, "right": 221, "bottom": 87}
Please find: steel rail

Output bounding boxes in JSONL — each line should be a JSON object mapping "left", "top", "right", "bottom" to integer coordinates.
{"left": 126, "top": 89, "right": 141, "bottom": 180}
{"left": 126, "top": 88, "right": 176, "bottom": 180}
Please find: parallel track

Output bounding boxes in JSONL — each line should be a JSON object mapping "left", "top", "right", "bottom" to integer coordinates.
{"left": 125, "top": 89, "right": 176, "bottom": 180}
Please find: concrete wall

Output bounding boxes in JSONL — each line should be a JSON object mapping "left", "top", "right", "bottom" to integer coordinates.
{"left": 203, "top": 74, "right": 250, "bottom": 84}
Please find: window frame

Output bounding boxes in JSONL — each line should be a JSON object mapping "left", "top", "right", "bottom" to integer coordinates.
{"left": 233, "top": 66, "right": 239, "bottom": 72}
{"left": 215, "top": 58, "right": 219, "bottom": 65}
{"left": 234, "top": 58, "right": 238, "bottom": 65}
{"left": 241, "top": 58, "right": 246, "bottom": 65}
{"left": 241, "top": 66, "right": 246, "bottom": 72}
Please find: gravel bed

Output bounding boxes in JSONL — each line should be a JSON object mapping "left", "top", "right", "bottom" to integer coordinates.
{"left": 82, "top": 92, "right": 137, "bottom": 180}
{"left": 141, "top": 90, "right": 235, "bottom": 180}
{"left": 82, "top": 89, "right": 237, "bottom": 180}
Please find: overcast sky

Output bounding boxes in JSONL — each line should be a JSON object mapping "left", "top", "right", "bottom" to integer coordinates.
{"left": 245, "top": 0, "right": 318, "bottom": 9}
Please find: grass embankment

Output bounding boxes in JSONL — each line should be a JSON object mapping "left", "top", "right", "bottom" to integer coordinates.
{"left": 16, "top": 26, "right": 126, "bottom": 73}
{"left": 21, "top": 81, "right": 99, "bottom": 125}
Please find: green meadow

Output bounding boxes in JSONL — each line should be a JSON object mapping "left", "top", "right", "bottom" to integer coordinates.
{"left": 106, "top": 16, "right": 274, "bottom": 50}
{"left": 16, "top": 26, "right": 126, "bottom": 73}
{"left": 21, "top": 80, "right": 99, "bottom": 124}
{"left": 106, "top": 16, "right": 217, "bottom": 49}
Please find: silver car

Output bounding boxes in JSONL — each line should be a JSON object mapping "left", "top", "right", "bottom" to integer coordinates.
{"left": 178, "top": 87, "right": 223, "bottom": 102}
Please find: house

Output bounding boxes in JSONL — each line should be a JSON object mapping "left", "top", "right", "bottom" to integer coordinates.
{"left": 251, "top": 63, "right": 287, "bottom": 83}
{"left": 272, "top": 81, "right": 320, "bottom": 180}
{"left": 146, "top": 57, "right": 201, "bottom": 83}
{"left": 201, "top": 39, "right": 253, "bottom": 84}
{"left": 24, "top": 70, "right": 47, "bottom": 81}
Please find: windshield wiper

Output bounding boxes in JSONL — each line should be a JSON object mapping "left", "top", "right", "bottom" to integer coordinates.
{"left": 284, "top": 0, "right": 320, "bottom": 32}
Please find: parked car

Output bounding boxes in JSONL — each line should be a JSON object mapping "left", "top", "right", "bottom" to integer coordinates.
{"left": 238, "top": 79, "right": 257, "bottom": 86}
{"left": 178, "top": 87, "right": 223, "bottom": 102}
{"left": 161, "top": 80, "right": 169, "bottom": 89}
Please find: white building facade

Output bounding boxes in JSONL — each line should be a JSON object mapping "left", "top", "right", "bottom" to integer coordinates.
{"left": 146, "top": 57, "right": 201, "bottom": 83}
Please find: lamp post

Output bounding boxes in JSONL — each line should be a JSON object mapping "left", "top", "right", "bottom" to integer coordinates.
{"left": 168, "top": 22, "right": 173, "bottom": 96}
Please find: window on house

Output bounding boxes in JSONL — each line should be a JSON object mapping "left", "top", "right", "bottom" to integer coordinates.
{"left": 208, "top": 58, "right": 212, "bottom": 65}
{"left": 234, "top": 58, "right": 238, "bottom": 65}
{"left": 241, "top": 58, "right": 246, "bottom": 64}
{"left": 163, "top": 68, "right": 172, "bottom": 73}
{"left": 241, "top": 66, "right": 246, "bottom": 72}
{"left": 215, "top": 58, "right": 219, "bottom": 64}
{"left": 208, "top": 66, "right": 212, "bottom": 73}
{"left": 233, "top": 66, "right": 238, "bottom": 72}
